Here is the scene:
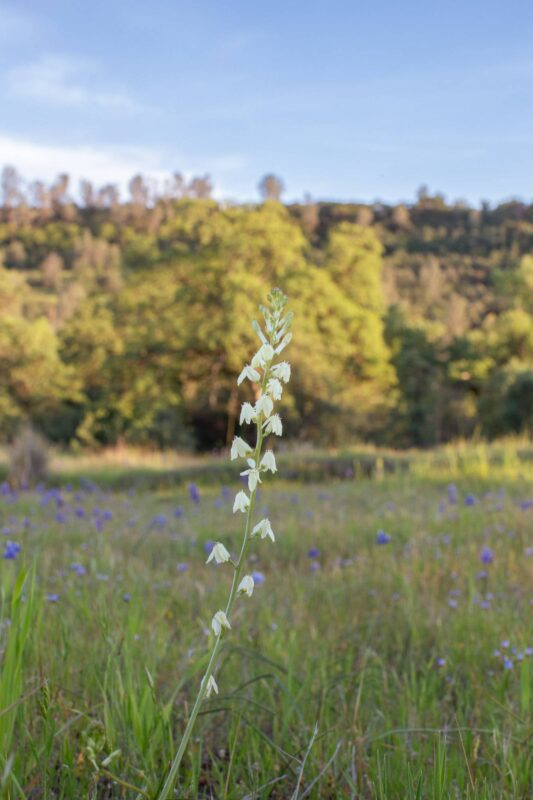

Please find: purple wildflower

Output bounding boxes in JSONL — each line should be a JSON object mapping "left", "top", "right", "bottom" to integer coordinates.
{"left": 480, "top": 546, "right": 494, "bottom": 565}
{"left": 376, "top": 530, "right": 391, "bottom": 545}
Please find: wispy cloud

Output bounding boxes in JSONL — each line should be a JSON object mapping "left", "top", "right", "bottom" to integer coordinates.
{"left": 6, "top": 54, "right": 148, "bottom": 113}
{"left": 0, "top": 132, "right": 248, "bottom": 198}
{"left": 0, "top": 134, "right": 168, "bottom": 191}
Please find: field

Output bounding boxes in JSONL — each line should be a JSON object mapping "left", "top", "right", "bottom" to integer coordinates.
{"left": 0, "top": 448, "right": 532, "bottom": 799}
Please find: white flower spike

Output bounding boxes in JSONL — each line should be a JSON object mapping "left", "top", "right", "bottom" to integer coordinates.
{"left": 261, "top": 450, "right": 277, "bottom": 473}
{"left": 206, "top": 542, "right": 231, "bottom": 565}
{"left": 251, "top": 518, "right": 275, "bottom": 542}
{"left": 240, "top": 402, "right": 256, "bottom": 425}
{"left": 237, "top": 364, "right": 261, "bottom": 386}
{"left": 237, "top": 575, "right": 254, "bottom": 597}
{"left": 263, "top": 414, "right": 283, "bottom": 436}
{"left": 233, "top": 490, "right": 250, "bottom": 513}
{"left": 160, "top": 290, "right": 292, "bottom": 791}
{"left": 211, "top": 610, "right": 231, "bottom": 636}
{"left": 230, "top": 436, "right": 253, "bottom": 460}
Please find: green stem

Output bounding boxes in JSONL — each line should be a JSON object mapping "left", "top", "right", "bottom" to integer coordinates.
{"left": 156, "top": 369, "right": 270, "bottom": 800}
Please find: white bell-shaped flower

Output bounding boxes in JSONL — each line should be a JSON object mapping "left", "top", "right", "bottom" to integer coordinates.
{"left": 271, "top": 362, "right": 291, "bottom": 383}
{"left": 237, "top": 364, "right": 261, "bottom": 386}
{"left": 263, "top": 414, "right": 283, "bottom": 436}
{"left": 237, "top": 575, "right": 254, "bottom": 597}
{"left": 206, "top": 542, "right": 231, "bottom": 564}
{"left": 230, "top": 436, "right": 253, "bottom": 460}
{"left": 266, "top": 378, "right": 283, "bottom": 400}
{"left": 255, "top": 394, "right": 273, "bottom": 419}
{"left": 204, "top": 674, "right": 218, "bottom": 698}
{"left": 211, "top": 610, "right": 231, "bottom": 636}
{"left": 240, "top": 459, "right": 262, "bottom": 492}
{"left": 240, "top": 402, "right": 256, "bottom": 425}
{"left": 251, "top": 518, "right": 275, "bottom": 542}
{"left": 233, "top": 490, "right": 250, "bottom": 513}
{"left": 260, "top": 450, "right": 277, "bottom": 473}
{"left": 251, "top": 343, "right": 275, "bottom": 368}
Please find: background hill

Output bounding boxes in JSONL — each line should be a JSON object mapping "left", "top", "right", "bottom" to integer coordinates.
{"left": 1, "top": 167, "right": 532, "bottom": 450}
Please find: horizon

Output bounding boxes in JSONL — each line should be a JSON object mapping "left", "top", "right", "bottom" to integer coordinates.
{"left": 1, "top": 1, "right": 532, "bottom": 205}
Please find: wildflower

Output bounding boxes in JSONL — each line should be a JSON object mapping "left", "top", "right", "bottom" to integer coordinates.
{"left": 308, "top": 547, "right": 320, "bottom": 558}
{"left": 237, "top": 575, "right": 254, "bottom": 597}
{"left": 376, "top": 530, "right": 391, "bottom": 545}
{"left": 263, "top": 414, "right": 283, "bottom": 436}
{"left": 480, "top": 546, "right": 494, "bottom": 564}
{"left": 153, "top": 514, "right": 167, "bottom": 527}
{"left": 188, "top": 483, "right": 200, "bottom": 503}
{"left": 237, "top": 364, "right": 261, "bottom": 385}
{"left": 501, "top": 639, "right": 509, "bottom": 649}
{"left": 203, "top": 539, "right": 215, "bottom": 554}
{"left": 233, "top": 491, "right": 250, "bottom": 513}
{"left": 123, "top": 592, "right": 131, "bottom": 602}
{"left": 75, "top": 507, "right": 86, "bottom": 518}
{"left": 448, "top": 599, "right": 458, "bottom": 609}
{"left": 3, "top": 541, "right": 21, "bottom": 560}
{"left": 436, "top": 658, "right": 446, "bottom": 667}
{"left": 447, "top": 484, "right": 458, "bottom": 504}
{"left": 47, "top": 594, "right": 60, "bottom": 603}
{"left": 206, "top": 542, "right": 231, "bottom": 564}
{"left": 266, "top": 378, "right": 283, "bottom": 400}
{"left": 503, "top": 658, "right": 513, "bottom": 670}
{"left": 465, "top": 494, "right": 476, "bottom": 506}
{"left": 102, "top": 509, "right": 113, "bottom": 521}
{"left": 230, "top": 436, "right": 253, "bottom": 460}
{"left": 251, "top": 518, "right": 275, "bottom": 542}
{"left": 275, "top": 332, "right": 292, "bottom": 354}
{"left": 240, "top": 402, "right": 256, "bottom": 425}
{"left": 255, "top": 394, "right": 273, "bottom": 418}
{"left": 177, "top": 562, "right": 189, "bottom": 573}
{"left": 271, "top": 361, "right": 291, "bottom": 383}
{"left": 70, "top": 562, "right": 86, "bottom": 576}
{"left": 211, "top": 610, "right": 231, "bottom": 636}
{"left": 203, "top": 674, "right": 218, "bottom": 698}
{"left": 174, "top": 507, "right": 183, "bottom": 518}
{"left": 525, "top": 647, "right": 533, "bottom": 657}
{"left": 251, "top": 343, "right": 274, "bottom": 368}
{"left": 240, "top": 459, "right": 262, "bottom": 492}
{"left": 260, "top": 450, "right": 277, "bottom": 473}
{"left": 251, "top": 570, "right": 265, "bottom": 585}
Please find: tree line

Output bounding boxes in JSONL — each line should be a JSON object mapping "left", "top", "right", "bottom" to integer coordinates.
{"left": 1, "top": 167, "right": 532, "bottom": 450}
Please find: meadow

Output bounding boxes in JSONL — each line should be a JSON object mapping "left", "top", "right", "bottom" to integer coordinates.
{"left": 0, "top": 447, "right": 531, "bottom": 799}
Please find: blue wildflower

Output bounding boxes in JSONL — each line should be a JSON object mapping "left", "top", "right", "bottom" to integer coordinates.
{"left": 188, "top": 483, "right": 200, "bottom": 503}
{"left": 503, "top": 658, "right": 513, "bottom": 670}
{"left": 123, "top": 592, "right": 131, "bottom": 602}
{"left": 436, "top": 658, "right": 446, "bottom": 667}
{"left": 376, "top": 530, "right": 391, "bottom": 545}
{"left": 308, "top": 547, "right": 320, "bottom": 558}
{"left": 3, "top": 541, "right": 21, "bottom": 560}
{"left": 177, "top": 562, "right": 189, "bottom": 573}
{"left": 70, "top": 563, "right": 86, "bottom": 576}
{"left": 47, "top": 594, "right": 60, "bottom": 603}
{"left": 75, "top": 507, "right": 86, "bottom": 518}
{"left": 480, "top": 546, "right": 494, "bottom": 564}
{"left": 465, "top": 494, "right": 476, "bottom": 506}
{"left": 251, "top": 571, "right": 265, "bottom": 585}
{"left": 173, "top": 507, "right": 183, "bottom": 518}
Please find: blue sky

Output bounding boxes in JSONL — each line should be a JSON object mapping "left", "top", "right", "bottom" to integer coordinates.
{"left": 1, "top": 0, "right": 532, "bottom": 204}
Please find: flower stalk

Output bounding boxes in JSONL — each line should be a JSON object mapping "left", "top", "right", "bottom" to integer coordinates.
{"left": 157, "top": 289, "right": 292, "bottom": 800}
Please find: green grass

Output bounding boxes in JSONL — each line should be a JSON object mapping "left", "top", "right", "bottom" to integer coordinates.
{"left": 0, "top": 460, "right": 531, "bottom": 797}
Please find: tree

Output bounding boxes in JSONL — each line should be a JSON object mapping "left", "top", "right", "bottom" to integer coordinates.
{"left": 258, "top": 174, "right": 285, "bottom": 202}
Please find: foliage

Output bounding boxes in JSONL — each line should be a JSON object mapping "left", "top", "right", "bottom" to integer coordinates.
{"left": 1, "top": 168, "right": 533, "bottom": 449}
{"left": 0, "top": 462, "right": 531, "bottom": 797}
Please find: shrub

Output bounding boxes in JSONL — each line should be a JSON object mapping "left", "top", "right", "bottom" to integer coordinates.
{"left": 8, "top": 428, "right": 49, "bottom": 488}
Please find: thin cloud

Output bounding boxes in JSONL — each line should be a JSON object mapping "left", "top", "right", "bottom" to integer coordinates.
{"left": 6, "top": 54, "right": 149, "bottom": 113}
{"left": 0, "top": 132, "right": 248, "bottom": 199}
